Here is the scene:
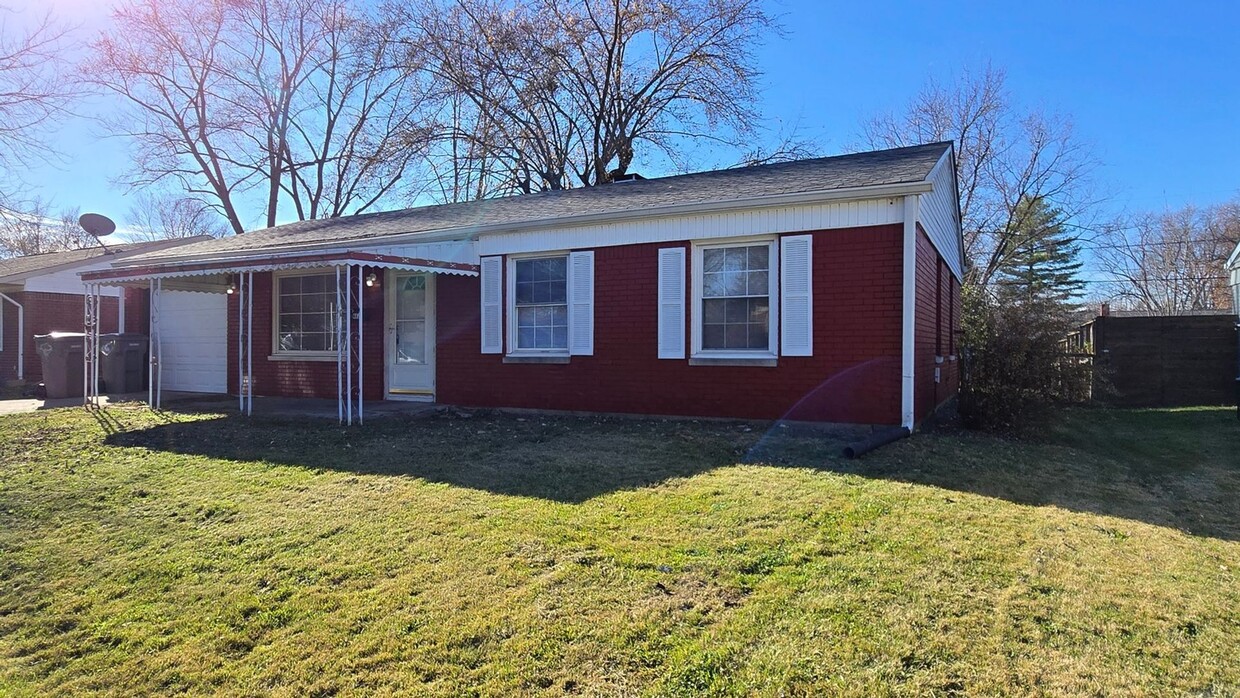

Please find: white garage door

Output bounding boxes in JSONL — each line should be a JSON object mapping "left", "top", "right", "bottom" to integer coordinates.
{"left": 159, "top": 290, "right": 228, "bottom": 393}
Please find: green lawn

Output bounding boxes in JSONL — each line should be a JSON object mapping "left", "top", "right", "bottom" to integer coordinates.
{"left": 0, "top": 405, "right": 1237, "bottom": 696}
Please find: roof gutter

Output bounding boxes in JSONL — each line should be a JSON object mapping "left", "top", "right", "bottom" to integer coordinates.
{"left": 103, "top": 181, "right": 935, "bottom": 271}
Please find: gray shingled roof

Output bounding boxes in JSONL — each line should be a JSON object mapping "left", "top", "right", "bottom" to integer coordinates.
{"left": 0, "top": 237, "right": 211, "bottom": 283}
{"left": 125, "top": 142, "right": 952, "bottom": 265}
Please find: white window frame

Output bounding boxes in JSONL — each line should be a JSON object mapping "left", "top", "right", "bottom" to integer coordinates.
{"left": 271, "top": 269, "right": 339, "bottom": 359}
{"left": 691, "top": 236, "right": 779, "bottom": 360}
{"left": 506, "top": 251, "right": 571, "bottom": 357}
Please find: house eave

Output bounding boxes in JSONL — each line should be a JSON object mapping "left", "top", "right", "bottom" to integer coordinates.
{"left": 0, "top": 237, "right": 211, "bottom": 285}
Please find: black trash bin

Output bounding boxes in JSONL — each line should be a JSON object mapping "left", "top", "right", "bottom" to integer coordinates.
{"left": 34, "top": 332, "right": 85, "bottom": 399}
{"left": 100, "top": 333, "right": 149, "bottom": 394}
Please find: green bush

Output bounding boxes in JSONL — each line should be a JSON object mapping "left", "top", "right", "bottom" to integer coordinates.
{"left": 959, "top": 285, "right": 1092, "bottom": 431}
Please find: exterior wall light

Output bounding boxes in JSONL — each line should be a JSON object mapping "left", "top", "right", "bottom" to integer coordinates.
{"left": 365, "top": 272, "right": 378, "bottom": 288}
{"left": 226, "top": 281, "right": 236, "bottom": 294}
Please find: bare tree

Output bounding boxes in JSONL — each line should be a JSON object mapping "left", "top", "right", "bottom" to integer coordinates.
{"left": 1095, "top": 200, "right": 1240, "bottom": 315}
{"left": 0, "top": 7, "right": 75, "bottom": 208}
{"left": 125, "top": 191, "right": 229, "bottom": 241}
{"left": 88, "top": 0, "right": 433, "bottom": 234}
{"left": 861, "top": 65, "right": 1100, "bottom": 288}
{"left": 406, "top": 0, "right": 774, "bottom": 195}
{"left": 0, "top": 199, "right": 89, "bottom": 257}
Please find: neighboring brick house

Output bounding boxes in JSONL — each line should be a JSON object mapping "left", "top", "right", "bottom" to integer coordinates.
{"left": 84, "top": 143, "right": 964, "bottom": 428}
{"left": 0, "top": 238, "right": 207, "bottom": 385}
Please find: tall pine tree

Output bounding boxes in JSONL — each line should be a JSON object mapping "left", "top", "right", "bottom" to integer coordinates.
{"left": 994, "top": 196, "right": 1084, "bottom": 305}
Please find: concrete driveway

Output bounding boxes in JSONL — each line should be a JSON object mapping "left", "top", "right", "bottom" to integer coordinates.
{"left": 0, "top": 392, "right": 156, "bottom": 416}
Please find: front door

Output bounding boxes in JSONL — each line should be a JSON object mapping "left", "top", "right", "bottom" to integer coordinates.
{"left": 386, "top": 272, "right": 435, "bottom": 400}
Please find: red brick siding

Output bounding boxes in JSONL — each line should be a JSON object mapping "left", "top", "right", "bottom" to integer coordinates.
{"left": 438, "top": 225, "right": 904, "bottom": 424}
{"left": 913, "top": 227, "right": 961, "bottom": 420}
{"left": 0, "top": 290, "right": 124, "bottom": 383}
{"left": 226, "top": 270, "right": 385, "bottom": 400}
{"left": 124, "top": 287, "right": 149, "bottom": 334}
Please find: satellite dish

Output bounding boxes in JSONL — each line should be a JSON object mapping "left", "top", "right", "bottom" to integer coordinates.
{"left": 79, "top": 213, "right": 117, "bottom": 238}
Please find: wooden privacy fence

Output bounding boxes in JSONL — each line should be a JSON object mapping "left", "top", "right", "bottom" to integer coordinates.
{"left": 1078, "top": 315, "right": 1239, "bottom": 407}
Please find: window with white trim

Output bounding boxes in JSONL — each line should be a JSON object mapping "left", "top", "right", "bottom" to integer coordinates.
{"left": 511, "top": 255, "right": 568, "bottom": 352}
{"left": 693, "top": 240, "right": 777, "bottom": 356}
{"left": 275, "top": 273, "right": 337, "bottom": 354}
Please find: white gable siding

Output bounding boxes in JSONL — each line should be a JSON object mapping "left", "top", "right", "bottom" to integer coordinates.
{"left": 917, "top": 151, "right": 964, "bottom": 280}
{"left": 26, "top": 259, "right": 124, "bottom": 296}
{"left": 476, "top": 198, "right": 903, "bottom": 257}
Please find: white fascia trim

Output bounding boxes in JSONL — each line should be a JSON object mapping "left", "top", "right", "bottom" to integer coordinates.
{"left": 101, "top": 181, "right": 933, "bottom": 270}
{"left": 923, "top": 149, "right": 966, "bottom": 283}
{"left": 901, "top": 194, "right": 919, "bottom": 431}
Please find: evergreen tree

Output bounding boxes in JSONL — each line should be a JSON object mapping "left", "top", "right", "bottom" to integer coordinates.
{"left": 994, "top": 196, "right": 1084, "bottom": 305}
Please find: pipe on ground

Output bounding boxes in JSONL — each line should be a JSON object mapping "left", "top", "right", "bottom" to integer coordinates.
{"left": 843, "top": 426, "right": 911, "bottom": 459}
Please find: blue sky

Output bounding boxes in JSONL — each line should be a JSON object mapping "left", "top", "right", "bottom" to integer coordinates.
{"left": 16, "top": 0, "right": 1240, "bottom": 228}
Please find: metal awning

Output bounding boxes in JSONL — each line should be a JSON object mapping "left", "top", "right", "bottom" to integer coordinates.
{"left": 80, "top": 250, "right": 472, "bottom": 426}
{"left": 80, "top": 249, "right": 478, "bottom": 289}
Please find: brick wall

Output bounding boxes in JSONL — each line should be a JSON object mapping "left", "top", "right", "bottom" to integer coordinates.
{"left": 226, "top": 270, "right": 386, "bottom": 400}
{"left": 0, "top": 290, "right": 125, "bottom": 383}
{"left": 124, "top": 287, "right": 149, "bottom": 334}
{"left": 438, "top": 225, "right": 905, "bottom": 424}
{"left": 209, "top": 224, "right": 958, "bottom": 425}
{"left": 913, "top": 227, "right": 961, "bottom": 421}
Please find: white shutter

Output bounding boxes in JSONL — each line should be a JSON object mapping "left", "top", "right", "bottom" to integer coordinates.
{"left": 568, "top": 251, "right": 594, "bottom": 355}
{"left": 657, "top": 247, "right": 686, "bottom": 359}
{"left": 780, "top": 235, "right": 813, "bottom": 356}
{"left": 480, "top": 256, "right": 503, "bottom": 354}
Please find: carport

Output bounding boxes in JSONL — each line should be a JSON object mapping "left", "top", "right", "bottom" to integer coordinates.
{"left": 80, "top": 250, "right": 478, "bottom": 425}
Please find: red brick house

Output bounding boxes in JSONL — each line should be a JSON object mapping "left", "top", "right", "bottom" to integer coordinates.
{"left": 0, "top": 238, "right": 207, "bottom": 386}
{"left": 83, "top": 143, "right": 963, "bottom": 428}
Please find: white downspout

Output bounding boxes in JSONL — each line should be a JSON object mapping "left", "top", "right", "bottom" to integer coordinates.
{"left": 901, "top": 195, "right": 920, "bottom": 431}
{"left": 0, "top": 292, "right": 24, "bottom": 381}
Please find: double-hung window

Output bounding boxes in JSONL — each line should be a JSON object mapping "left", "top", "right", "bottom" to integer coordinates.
{"left": 275, "top": 272, "right": 337, "bottom": 355}
{"left": 511, "top": 255, "right": 569, "bottom": 353}
{"left": 693, "top": 240, "right": 778, "bottom": 357}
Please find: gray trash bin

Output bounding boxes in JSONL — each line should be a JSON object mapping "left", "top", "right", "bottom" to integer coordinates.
{"left": 100, "top": 333, "right": 148, "bottom": 393}
{"left": 34, "top": 332, "right": 85, "bottom": 399}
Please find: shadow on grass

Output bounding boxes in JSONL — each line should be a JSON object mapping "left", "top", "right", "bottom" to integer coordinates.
{"left": 103, "top": 407, "right": 1240, "bottom": 540}
{"left": 810, "top": 407, "right": 1240, "bottom": 541}
{"left": 105, "top": 411, "right": 863, "bottom": 505}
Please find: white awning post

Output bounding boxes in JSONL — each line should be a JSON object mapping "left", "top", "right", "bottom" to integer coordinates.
{"left": 237, "top": 273, "right": 244, "bottom": 414}
{"left": 356, "top": 265, "right": 364, "bottom": 425}
{"left": 148, "top": 280, "right": 155, "bottom": 407}
{"left": 236, "top": 272, "right": 254, "bottom": 416}
{"left": 346, "top": 264, "right": 354, "bottom": 426}
{"left": 0, "top": 293, "right": 23, "bottom": 381}
{"left": 336, "top": 266, "right": 344, "bottom": 424}
{"left": 155, "top": 278, "right": 163, "bottom": 410}
{"left": 83, "top": 282, "right": 102, "bottom": 409}
{"left": 246, "top": 271, "right": 253, "bottom": 416}
{"left": 93, "top": 283, "right": 101, "bottom": 407}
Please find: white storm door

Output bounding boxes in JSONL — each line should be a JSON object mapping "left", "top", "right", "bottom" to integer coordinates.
{"left": 386, "top": 272, "right": 436, "bottom": 400}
